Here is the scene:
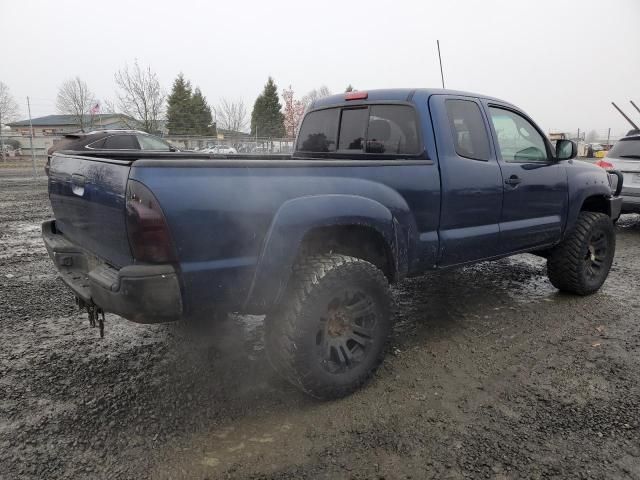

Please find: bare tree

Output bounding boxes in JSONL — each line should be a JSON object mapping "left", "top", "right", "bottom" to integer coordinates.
{"left": 282, "top": 86, "right": 305, "bottom": 138}
{"left": 0, "top": 81, "right": 20, "bottom": 125}
{"left": 114, "top": 61, "right": 165, "bottom": 133}
{"left": 0, "top": 82, "right": 20, "bottom": 159}
{"left": 302, "top": 85, "right": 332, "bottom": 109}
{"left": 102, "top": 99, "right": 138, "bottom": 129}
{"left": 214, "top": 98, "right": 249, "bottom": 133}
{"left": 56, "top": 77, "right": 96, "bottom": 130}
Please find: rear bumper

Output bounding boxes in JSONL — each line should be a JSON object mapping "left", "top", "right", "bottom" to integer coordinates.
{"left": 42, "top": 220, "right": 182, "bottom": 323}
{"left": 621, "top": 194, "right": 640, "bottom": 214}
{"left": 608, "top": 196, "right": 623, "bottom": 220}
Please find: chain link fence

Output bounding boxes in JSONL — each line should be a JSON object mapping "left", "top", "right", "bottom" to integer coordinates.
{"left": 0, "top": 132, "right": 296, "bottom": 163}
{"left": 164, "top": 134, "right": 295, "bottom": 153}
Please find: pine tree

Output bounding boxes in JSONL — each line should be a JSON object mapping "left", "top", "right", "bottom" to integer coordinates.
{"left": 166, "top": 74, "right": 192, "bottom": 135}
{"left": 251, "top": 77, "right": 285, "bottom": 137}
{"left": 191, "top": 87, "right": 214, "bottom": 135}
{"left": 345, "top": 84, "right": 355, "bottom": 92}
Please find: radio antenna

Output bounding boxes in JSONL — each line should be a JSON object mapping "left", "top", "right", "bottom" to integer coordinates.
{"left": 437, "top": 40, "right": 445, "bottom": 89}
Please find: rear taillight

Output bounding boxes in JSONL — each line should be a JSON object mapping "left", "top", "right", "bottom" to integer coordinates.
{"left": 594, "top": 159, "right": 614, "bottom": 170}
{"left": 125, "top": 180, "right": 176, "bottom": 263}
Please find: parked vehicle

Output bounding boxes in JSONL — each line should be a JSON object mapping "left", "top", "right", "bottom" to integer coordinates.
{"left": 48, "top": 130, "right": 177, "bottom": 155}
{"left": 587, "top": 143, "right": 605, "bottom": 158}
{"left": 45, "top": 130, "right": 178, "bottom": 175}
{"left": 201, "top": 145, "right": 238, "bottom": 154}
{"left": 42, "top": 88, "right": 622, "bottom": 399}
{"left": 217, "top": 145, "right": 238, "bottom": 154}
{"left": 251, "top": 145, "right": 271, "bottom": 153}
{"left": 595, "top": 132, "right": 640, "bottom": 213}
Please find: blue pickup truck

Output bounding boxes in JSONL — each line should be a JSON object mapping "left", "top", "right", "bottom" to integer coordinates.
{"left": 43, "top": 88, "right": 623, "bottom": 399}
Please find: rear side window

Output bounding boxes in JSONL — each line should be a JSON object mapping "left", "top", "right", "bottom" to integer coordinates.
{"left": 137, "top": 134, "right": 171, "bottom": 151}
{"left": 366, "top": 105, "right": 420, "bottom": 154}
{"left": 103, "top": 134, "right": 139, "bottom": 150}
{"left": 297, "top": 108, "right": 339, "bottom": 152}
{"left": 608, "top": 138, "right": 640, "bottom": 159}
{"left": 298, "top": 104, "right": 420, "bottom": 155}
{"left": 445, "top": 99, "right": 491, "bottom": 161}
{"left": 86, "top": 137, "right": 107, "bottom": 149}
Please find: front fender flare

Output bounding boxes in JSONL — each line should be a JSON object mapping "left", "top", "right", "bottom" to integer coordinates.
{"left": 243, "top": 194, "right": 399, "bottom": 312}
{"left": 563, "top": 170, "right": 614, "bottom": 237}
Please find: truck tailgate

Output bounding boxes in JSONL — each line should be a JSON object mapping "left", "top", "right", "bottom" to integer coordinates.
{"left": 48, "top": 154, "right": 133, "bottom": 267}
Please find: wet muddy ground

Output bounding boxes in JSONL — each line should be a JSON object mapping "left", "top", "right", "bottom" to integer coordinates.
{"left": 1, "top": 166, "right": 640, "bottom": 479}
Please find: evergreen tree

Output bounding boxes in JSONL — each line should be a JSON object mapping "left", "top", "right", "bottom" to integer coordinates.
{"left": 166, "top": 73, "right": 192, "bottom": 135}
{"left": 345, "top": 84, "right": 355, "bottom": 92}
{"left": 251, "top": 77, "right": 285, "bottom": 137}
{"left": 191, "top": 87, "right": 214, "bottom": 135}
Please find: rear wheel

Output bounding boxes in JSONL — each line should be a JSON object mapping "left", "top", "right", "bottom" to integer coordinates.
{"left": 547, "top": 211, "right": 615, "bottom": 295}
{"left": 265, "top": 254, "right": 392, "bottom": 399}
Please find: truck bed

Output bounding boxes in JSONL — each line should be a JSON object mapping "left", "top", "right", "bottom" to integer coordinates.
{"left": 48, "top": 150, "right": 440, "bottom": 316}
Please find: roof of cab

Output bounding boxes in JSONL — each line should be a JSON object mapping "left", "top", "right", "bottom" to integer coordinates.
{"left": 311, "top": 88, "right": 513, "bottom": 109}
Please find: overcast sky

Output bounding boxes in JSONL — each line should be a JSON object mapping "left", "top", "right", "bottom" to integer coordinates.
{"left": 2, "top": 0, "right": 639, "bottom": 137}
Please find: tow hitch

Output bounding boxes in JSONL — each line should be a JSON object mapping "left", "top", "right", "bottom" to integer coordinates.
{"left": 76, "top": 297, "right": 106, "bottom": 338}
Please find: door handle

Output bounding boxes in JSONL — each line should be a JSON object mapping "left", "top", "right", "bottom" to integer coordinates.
{"left": 505, "top": 175, "right": 522, "bottom": 186}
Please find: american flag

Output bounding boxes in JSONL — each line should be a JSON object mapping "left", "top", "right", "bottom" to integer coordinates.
{"left": 90, "top": 102, "right": 100, "bottom": 115}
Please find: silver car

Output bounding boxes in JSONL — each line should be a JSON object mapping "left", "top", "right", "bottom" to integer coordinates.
{"left": 598, "top": 133, "right": 640, "bottom": 213}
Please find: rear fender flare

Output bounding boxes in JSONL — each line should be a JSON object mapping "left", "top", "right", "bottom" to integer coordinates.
{"left": 244, "top": 194, "right": 398, "bottom": 311}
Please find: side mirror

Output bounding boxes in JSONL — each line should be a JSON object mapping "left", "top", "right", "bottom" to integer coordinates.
{"left": 556, "top": 139, "right": 577, "bottom": 160}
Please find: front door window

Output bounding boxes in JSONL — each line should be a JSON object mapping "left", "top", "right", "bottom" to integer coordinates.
{"left": 489, "top": 107, "right": 548, "bottom": 163}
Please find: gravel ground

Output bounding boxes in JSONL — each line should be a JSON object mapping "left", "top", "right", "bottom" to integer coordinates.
{"left": 1, "top": 166, "right": 640, "bottom": 480}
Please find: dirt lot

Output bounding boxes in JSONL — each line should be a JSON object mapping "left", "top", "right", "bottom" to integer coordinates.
{"left": 1, "top": 165, "right": 640, "bottom": 480}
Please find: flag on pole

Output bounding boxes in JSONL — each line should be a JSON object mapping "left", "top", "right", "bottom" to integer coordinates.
{"left": 90, "top": 102, "right": 100, "bottom": 115}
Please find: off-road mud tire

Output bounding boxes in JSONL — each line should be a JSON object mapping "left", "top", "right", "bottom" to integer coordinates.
{"left": 547, "top": 212, "right": 615, "bottom": 295}
{"left": 265, "top": 254, "right": 392, "bottom": 399}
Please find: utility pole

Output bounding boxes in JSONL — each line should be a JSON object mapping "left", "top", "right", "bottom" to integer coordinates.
{"left": 0, "top": 109, "right": 5, "bottom": 163}
{"left": 606, "top": 128, "right": 611, "bottom": 147}
{"left": 437, "top": 40, "right": 445, "bottom": 89}
{"left": 27, "top": 96, "right": 37, "bottom": 178}
{"left": 577, "top": 128, "right": 580, "bottom": 143}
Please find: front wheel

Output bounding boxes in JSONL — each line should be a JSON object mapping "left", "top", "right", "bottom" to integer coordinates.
{"left": 265, "top": 254, "right": 392, "bottom": 399}
{"left": 547, "top": 211, "right": 616, "bottom": 295}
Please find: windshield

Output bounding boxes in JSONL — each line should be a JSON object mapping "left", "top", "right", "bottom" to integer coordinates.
{"left": 607, "top": 138, "right": 640, "bottom": 159}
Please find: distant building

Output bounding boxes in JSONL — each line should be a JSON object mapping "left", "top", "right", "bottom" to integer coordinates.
{"left": 548, "top": 132, "right": 568, "bottom": 142}
{"left": 7, "top": 114, "right": 137, "bottom": 136}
